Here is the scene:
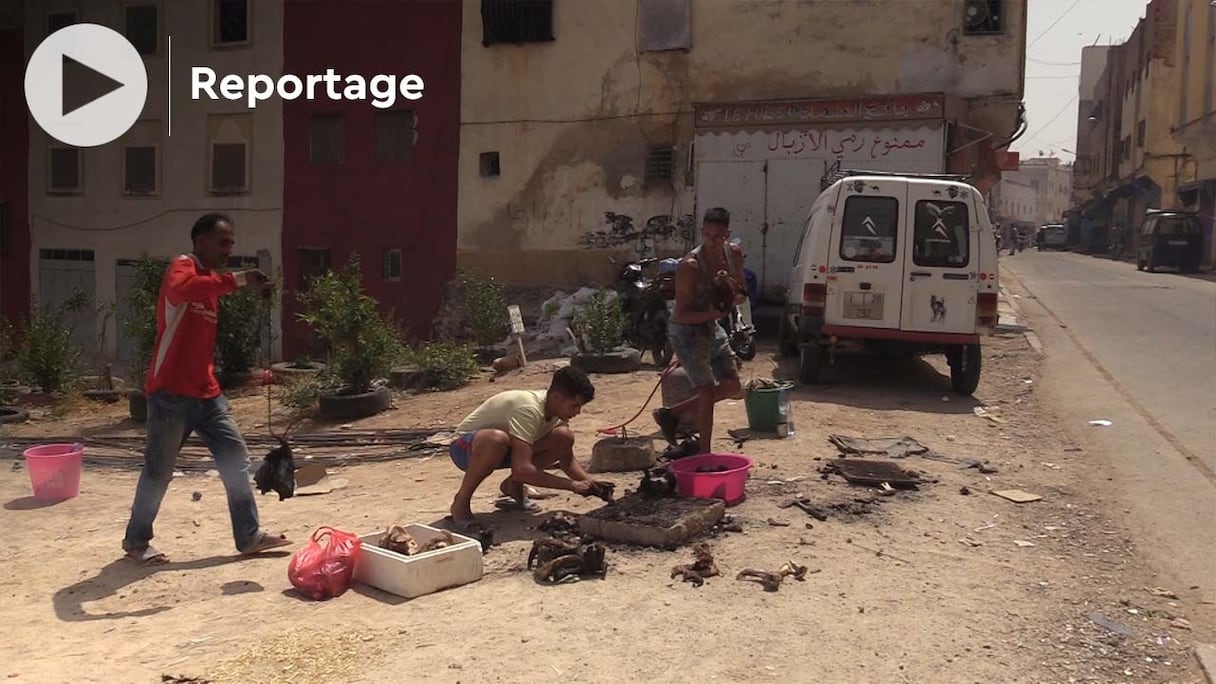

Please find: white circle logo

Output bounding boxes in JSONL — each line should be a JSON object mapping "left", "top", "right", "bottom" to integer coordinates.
{"left": 24, "top": 23, "right": 148, "bottom": 148}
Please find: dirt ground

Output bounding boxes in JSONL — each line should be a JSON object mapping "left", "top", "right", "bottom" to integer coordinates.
{"left": 1, "top": 328, "right": 1212, "bottom": 683}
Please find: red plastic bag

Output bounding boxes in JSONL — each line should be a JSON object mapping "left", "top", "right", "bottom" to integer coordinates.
{"left": 288, "top": 526, "right": 363, "bottom": 600}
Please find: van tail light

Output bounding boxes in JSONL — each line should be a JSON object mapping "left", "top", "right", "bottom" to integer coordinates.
{"left": 802, "top": 283, "right": 827, "bottom": 317}
{"left": 976, "top": 292, "right": 998, "bottom": 332}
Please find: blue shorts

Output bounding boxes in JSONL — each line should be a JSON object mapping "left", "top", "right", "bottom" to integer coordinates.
{"left": 449, "top": 431, "right": 511, "bottom": 472}
{"left": 669, "top": 321, "right": 738, "bottom": 388}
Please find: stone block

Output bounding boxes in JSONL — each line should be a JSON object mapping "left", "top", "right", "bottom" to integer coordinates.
{"left": 589, "top": 436, "right": 656, "bottom": 473}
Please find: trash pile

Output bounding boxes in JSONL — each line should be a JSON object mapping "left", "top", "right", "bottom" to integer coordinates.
{"left": 509, "top": 287, "right": 622, "bottom": 357}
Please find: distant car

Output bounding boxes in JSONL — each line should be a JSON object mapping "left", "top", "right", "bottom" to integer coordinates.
{"left": 1036, "top": 224, "right": 1067, "bottom": 250}
{"left": 1135, "top": 209, "right": 1204, "bottom": 273}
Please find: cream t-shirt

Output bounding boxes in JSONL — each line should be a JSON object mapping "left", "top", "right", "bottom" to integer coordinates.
{"left": 455, "top": 389, "right": 560, "bottom": 445}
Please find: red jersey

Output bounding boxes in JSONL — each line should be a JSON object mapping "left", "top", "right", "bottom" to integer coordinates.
{"left": 144, "top": 254, "right": 243, "bottom": 399}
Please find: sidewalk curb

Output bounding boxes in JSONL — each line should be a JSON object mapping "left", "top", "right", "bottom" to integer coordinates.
{"left": 997, "top": 281, "right": 1044, "bottom": 355}
{"left": 1196, "top": 643, "right": 1216, "bottom": 684}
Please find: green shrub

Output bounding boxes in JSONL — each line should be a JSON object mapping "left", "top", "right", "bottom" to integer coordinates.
{"left": 458, "top": 270, "right": 509, "bottom": 346}
{"left": 216, "top": 285, "right": 270, "bottom": 375}
{"left": 574, "top": 289, "right": 625, "bottom": 354}
{"left": 409, "top": 341, "right": 478, "bottom": 391}
{"left": 123, "top": 254, "right": 170, "bottom": 388}
{"left": 17, "top": 291, "right": 89, "bottom": 392}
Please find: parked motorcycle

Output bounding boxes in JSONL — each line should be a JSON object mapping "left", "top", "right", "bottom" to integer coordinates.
{"left": 611, "top": 256, "right": 674, "bottom": 366}
{"left": 718, "top": 238, "right": 757, "bottom": 361}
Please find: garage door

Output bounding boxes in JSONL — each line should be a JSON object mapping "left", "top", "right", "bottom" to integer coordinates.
{"left": 38, "top": 248, "right": 96, "bottom": 358}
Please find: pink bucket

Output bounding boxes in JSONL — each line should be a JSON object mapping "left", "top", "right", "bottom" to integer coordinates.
{"left": 667, "top": 453, "right": 753, "bottom": 506}
{"left": 23, "top": 443, "right": 84, "bottom": 502}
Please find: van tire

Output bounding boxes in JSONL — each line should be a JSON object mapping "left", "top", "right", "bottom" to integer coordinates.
{"left": 799, "top": 344, "right": 825, "bottom": 384}
{"left": 948, "top": 344, "right": 982, "bottom": 396}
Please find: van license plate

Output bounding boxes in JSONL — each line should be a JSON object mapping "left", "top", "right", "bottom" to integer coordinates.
{"left": 1169, "top": 240, "right": 1188, "bottom": 246}
{"left": 843, "top": 292, "right": 884, "bottom": 320}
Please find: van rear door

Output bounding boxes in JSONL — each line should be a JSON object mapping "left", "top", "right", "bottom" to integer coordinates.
{"left": 824, "top": 179, "right": 908, "bottom": 330}
{"left": 899, "top": 182, "right": 980, "bottom": 334}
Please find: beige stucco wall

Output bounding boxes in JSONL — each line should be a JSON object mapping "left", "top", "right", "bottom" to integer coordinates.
{"left": 458, "top": 0, "right": 1027, "bottom": 286}
{"left": 1172, "top": 0, "right": 1216, "bottom": 180}
{"left": 25, "top": 0, "right": 284, "bottom": 358}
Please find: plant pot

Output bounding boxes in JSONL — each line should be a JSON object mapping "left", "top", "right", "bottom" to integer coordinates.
{"left": 318, "top": 386, "right": 392, "bottom": 421}
{"left": 271, "top": 361, "right": 327, "bottom": 383}
{"left": 0, "top": 406, "right": 29, "bottom": 424}
{"left": 475, "top": 345, "right": 507, "bottom": 365}
{"left": 83, "top": 389, "right": 122, "bottom": 404}
{"left": 570, "top": 347, "right": 642, "bottom": 374}
{"left": 128, "top": 391, "right": 147, "bottom": 422}
{"left": 389, "top": 365, "right": 424, "bottom": 391}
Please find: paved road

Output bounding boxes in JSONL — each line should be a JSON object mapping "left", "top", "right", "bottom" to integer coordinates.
{"left": 1001, "top": 251, "right": 1216, "bottom": 594}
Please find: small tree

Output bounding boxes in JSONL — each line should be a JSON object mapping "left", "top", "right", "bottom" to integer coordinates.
{"left": 574, "top": 289, "right": 626, "bottom": 354}
{"left": 216, "top": 285, "right": 270, "bottom": 376}
{"left": 123, "top": 255, "right": 170, "bottom": 390}
{"left": 296, "top": 254, "right": 404, "bottom": 395}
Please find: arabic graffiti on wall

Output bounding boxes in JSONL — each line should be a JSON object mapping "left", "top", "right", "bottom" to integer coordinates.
{"left": 695, "top": 126, "right": 945, "bottom": 166}
{"left": 694, "top": 94, "right": 945, "bottom": 129}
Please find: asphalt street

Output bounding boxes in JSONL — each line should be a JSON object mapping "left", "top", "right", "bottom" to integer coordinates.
{"left": 1002, "top": 250, "right": 1216, "bottom": 594}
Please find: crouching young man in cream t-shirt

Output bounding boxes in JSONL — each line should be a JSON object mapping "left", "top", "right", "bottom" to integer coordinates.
{"left": 447, "top": 366, "right": 608, "bottom": 530}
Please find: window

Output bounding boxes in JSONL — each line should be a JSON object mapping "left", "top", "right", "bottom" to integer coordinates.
{"left": 644, "top": 145, "right": 675, "bottom": 186}
{"left": 124, "top": 146, "right": 157, "bottom": 195}
{"left": 1156, "top": 215, "right": 1201, "bottom": 237}
{"left": 49, "top": 147, "right": 81, "bottom": 194}
{"left": 375, "top": 110, "right": 415, "bottom": 162}
{"left": 479, "top": 151, "right": 501, "bottom": 177}
{"left": 213, "top": 0, "right": 249, "bottom": 45}
{"left": 210, "top": 142, "right": 247, "bottom": 194}
{"left": 125, "top": 5, "right": 158, "bottom": 54}
{"left": 384, "top": 249, "right": 403, "bottom": 280}
{"left": 309, "top": 113, "right": 344, "bottom": 163}
{"left": 962, "top": 0, "right": 1003, "bottom": 35}
{"left": 480, "top": 0, "right": 555, "bottom": 46}
{"left": 48, "top": 12, "right": 75, "bottom": 35}
{"left": 1136, "top": 119, "right": 1146, "bottom": 147}
{"left": 297, "top": 248, "right": 330, "bottom": 291}
{"left": 913, "top": 200, "right": 970, "bottom": 268}
{"left": 839, "top": 196, "right": 898, "bottom": 263}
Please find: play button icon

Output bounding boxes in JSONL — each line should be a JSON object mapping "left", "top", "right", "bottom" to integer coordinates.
{"left": 24, "top": 23, "right": 148, "bottom": 148}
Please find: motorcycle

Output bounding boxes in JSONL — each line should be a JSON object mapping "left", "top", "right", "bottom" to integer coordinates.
{"left": 611, "top": 256, "right": 674, "bottom": 366}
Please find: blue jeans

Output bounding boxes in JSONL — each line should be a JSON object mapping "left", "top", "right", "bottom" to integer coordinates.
{"left": 123, "top": 391, "right": 260, "bottom": 553}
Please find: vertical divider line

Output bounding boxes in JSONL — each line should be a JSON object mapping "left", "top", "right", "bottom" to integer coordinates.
{"left": 167, "top": 34, "right": 171, "bottom": 137}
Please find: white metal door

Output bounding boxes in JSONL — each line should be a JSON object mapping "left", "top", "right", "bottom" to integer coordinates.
{"left": 694, "top": 161, "right": 766, "bottom": 265}
{"left": 898, "top": 183, "right": 980, "bottom": 334}
{"left": 38, "top": 248, "right": 96, "bottom": 355}
{"left": 763, "top": 158, "right": 821, "bottom": 300}
{"left": 825, "top": 179, "right": 908, "bottom": 330}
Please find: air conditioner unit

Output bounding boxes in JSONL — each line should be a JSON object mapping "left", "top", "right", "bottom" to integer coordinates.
{"left": 963, "top": 0, "right": 1003, "bottom": 35}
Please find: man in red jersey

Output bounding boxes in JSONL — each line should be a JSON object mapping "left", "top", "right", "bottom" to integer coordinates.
{"left": 123, "top": 213, "right": 290, "bottom": 564}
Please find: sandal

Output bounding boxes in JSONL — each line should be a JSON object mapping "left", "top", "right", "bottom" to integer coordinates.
{"left": 239, "top": 531, "right": 291, "bottom": 555}
{"left": 125, "top": 545, "right": 168, "bottom": 565}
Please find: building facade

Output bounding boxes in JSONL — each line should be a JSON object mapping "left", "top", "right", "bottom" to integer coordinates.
{"left": 457, "top": 0, "right": 1028, "bottom": 299}
{"left": 1169, "top": 0, "right": 1216, "bottom": 264}
{"left": 279, "top": 0, "right": 461, "bottom": 358}
{"left": 0, "top": 5, "right": 29, "bottom": 325}
{"left": 988, "top": 176, "right": 1037, "bottom": 233}
{"left": 22, "top": 0, "right": 286, "bottom": 360}
{"left": 1000, "top": 156, "right": 1072, "bottom": 225}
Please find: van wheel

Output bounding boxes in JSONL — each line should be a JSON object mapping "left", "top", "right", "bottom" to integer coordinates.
{"left": 1137, "top": 258, "right": 1145, "bottom": 271}
{"left": 1146, "top": 253, "right": 1156, "bottom": 272}
{"left": 777, "top": 316, "right": 798, "bottom": 357}
{"left": 948, "top": 344, "right": 982, "bottom": 395}
{"left": 799, "top": 344, "right": 825, "bottom": 384}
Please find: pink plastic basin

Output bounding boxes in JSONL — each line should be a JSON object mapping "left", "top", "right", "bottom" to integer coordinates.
{"left": 667, "top": 453, "right": 753, "bottom": 506}
{"left": 23, "top": 443, "right": 84, "bottom": 502}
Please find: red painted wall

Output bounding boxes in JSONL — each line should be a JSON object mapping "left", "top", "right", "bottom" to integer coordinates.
{"left": 0, "top": 26, "right": 30, "bottom": 324}
{"left": 281, "top": 0, "right": 461, "bottom": 359}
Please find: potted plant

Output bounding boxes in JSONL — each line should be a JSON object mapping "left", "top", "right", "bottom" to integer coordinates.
{"left": 271, "top": 354, "right": 327, "bottom": 382}
{"left": 15, "top": 291, "right": 89, "bottom": 400}
{"left": 215, "top": 285, "right": 269, "bottom": 390}
{"left": 570, "top": 288, "right": 641, "bottom": 374}
{"left": 296, "top": 254, "right": 403, "bottom": 420}
{"left": 122, "top": 254, "right": 170, "bottom": 422}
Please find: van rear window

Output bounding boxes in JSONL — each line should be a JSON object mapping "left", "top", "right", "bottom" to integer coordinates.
{"left": 840, "top": 196, "right": 898, "bottom": 263}
{"left": 913, "top": 200, "right": 970, "bottom": 268}
{"left": 1156, "top": 216, "right": 1200, "bottom": 237}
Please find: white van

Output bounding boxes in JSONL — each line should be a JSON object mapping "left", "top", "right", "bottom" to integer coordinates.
{"left": 777, "top": 173, "right": 1000, "bottom": 395}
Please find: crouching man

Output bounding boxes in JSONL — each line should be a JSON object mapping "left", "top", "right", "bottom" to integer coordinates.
{"left": 447, "top": 366, "right": 606, "bottom": 530}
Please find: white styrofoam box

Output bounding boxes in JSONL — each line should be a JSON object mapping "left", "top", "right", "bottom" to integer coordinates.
{"left": 354, "top": 523, "right": 484, "bottom": 599}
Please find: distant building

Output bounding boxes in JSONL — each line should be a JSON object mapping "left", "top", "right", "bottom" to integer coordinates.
{"left": 1169, "top": 0, "right": 1216, "bottom": 265}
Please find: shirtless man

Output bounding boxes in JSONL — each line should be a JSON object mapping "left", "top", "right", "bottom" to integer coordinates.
{"left": 652, "top": 207, "right": 746, "bottom": 453}
{"left": 447, "top": 366, "right": 607, "bottom": 529}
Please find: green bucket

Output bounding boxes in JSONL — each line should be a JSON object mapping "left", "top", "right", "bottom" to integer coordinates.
{"left": 744, "top": 381, "right": 794, "bottom": 432}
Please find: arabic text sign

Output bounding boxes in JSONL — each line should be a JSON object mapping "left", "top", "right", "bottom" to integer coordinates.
{"left": 694, "top": 125, "right": 945, "bottom": 165}
{"left": 694, "top": 94, "right": 945, "bottom": 129}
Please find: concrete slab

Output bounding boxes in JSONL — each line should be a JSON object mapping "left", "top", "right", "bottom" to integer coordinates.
{"left": 579, "top": 494, "right": 724, "bottom": 549}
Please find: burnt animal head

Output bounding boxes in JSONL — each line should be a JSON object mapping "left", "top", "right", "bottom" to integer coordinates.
{"left": 639, "top": 467, "right": 677, "bottom": 499}
{"left": 710, "top": 271, "right": 738, "bottom": 313}
{"left": 253, "top": 437, "right": 295, "bottom": 500}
